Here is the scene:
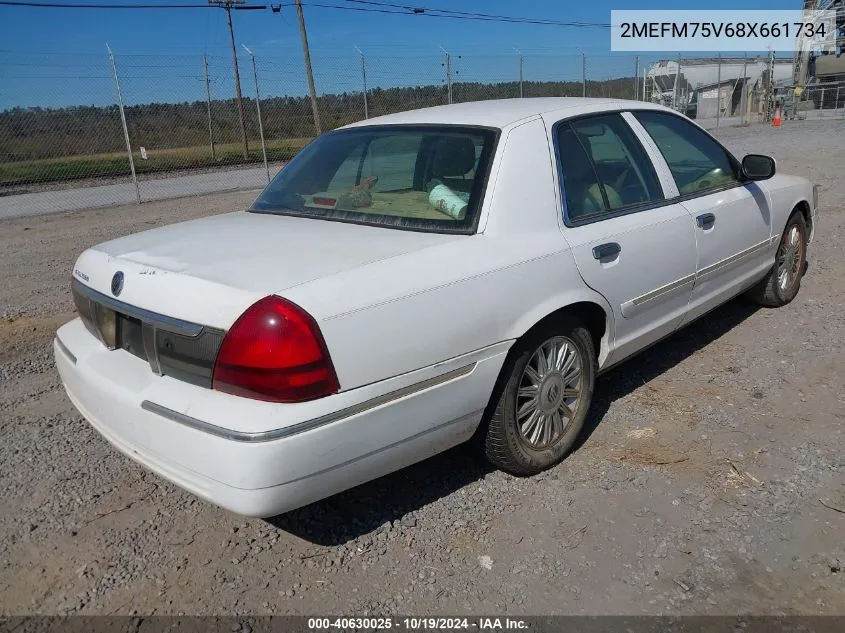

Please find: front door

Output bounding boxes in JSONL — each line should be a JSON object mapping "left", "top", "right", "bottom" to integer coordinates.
{"left": 632, "top": 111, "right": 773, "bottom": 323}
{"left": 552, "top": 113, "right": 698, "bottom": 366}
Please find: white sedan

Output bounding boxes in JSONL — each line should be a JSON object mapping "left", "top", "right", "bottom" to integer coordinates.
{"left": 55, "top": 98, "right": 818, "bottom": 517}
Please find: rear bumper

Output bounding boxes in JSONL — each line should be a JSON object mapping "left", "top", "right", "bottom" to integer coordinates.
{"left": 55, "top": 318, "right": 508, "bottom": 517}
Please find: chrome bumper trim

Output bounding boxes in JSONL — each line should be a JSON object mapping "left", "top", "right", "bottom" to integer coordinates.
{"left": 141, "top": 362, "right": 476, "bottom": 443}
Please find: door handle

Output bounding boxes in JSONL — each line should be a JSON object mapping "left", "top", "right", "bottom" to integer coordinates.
{"left": 697, "top": 213, "right": 716, "bottom": 229}
{"left": 592, "top": 242, "right": 621, "bottom": 260}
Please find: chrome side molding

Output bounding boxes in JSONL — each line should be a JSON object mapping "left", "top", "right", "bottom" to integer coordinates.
{"left": 696, "top": 238, "right": 770, "bottom": 280}
{"left": 621, "top": 238, "right": 772, "bottom": 318}
{"left": 55, "top": 337, "right": 77, "bottom": 365}
{"left": 622, "top": 272, "right": 696, "bottom": 317}
{"left": 141, "top": 362, "right": 476, "bottom": 443}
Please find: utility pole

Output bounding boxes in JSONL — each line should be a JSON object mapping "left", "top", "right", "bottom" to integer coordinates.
{"left": 440, "top": 46, "right": 453, "bottom": 104}
{"left": 672, "top": 55, "right": 681, "bottom": 110}
{"left": 514, "top": 48, "right": 523, "bottom": 98}
{"left": 633, "top": 55, "right": 639, "bottom": 100}
{"left": 243, "top": 45, "right": 269, "bottom": 183}
{"left": 203, "top": 54, "right": 216, "bottom": 161}
{"left": 107, "top": 44, "right": 140, "bottom": 204}
{"left": 295, "top": 0, "right": 322, "bottom": 134}
{"left": 209, "top": 0, "right": 250, "bottom": 159}
{"left": 740, "top": 52, "right": 748, "bottom": 125}
{"left": 355, "top": 46, "right": 368, "bottom": 119}
{"left": 716, "top": 53, "right": 722, "bottom": 128}
{"left": 581, "top": 53, "right": 586, "bottom": 97}
{"left": 642, "top": 67, "right": 647, "bottom": 102}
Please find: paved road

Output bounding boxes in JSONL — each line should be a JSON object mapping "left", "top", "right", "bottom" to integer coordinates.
{"left": 0, "top": 164, "right": 279, "bottom": 220}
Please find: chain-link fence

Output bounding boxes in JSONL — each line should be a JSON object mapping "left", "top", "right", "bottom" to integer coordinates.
{"left": 796, "top": 79, "right": 845, "bottom": 113}
{"left": 1, "top": 50, "right": 841, "bottom": 217}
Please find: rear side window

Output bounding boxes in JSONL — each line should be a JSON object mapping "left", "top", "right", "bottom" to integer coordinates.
{"left": 633, "top": 111, "right": 739, "bottom": 195}
{"left": 250, "top": 126, "right": 496, "bottom": 234}
{"left": 556, "top": 114, "right": 663, "bottom": 223}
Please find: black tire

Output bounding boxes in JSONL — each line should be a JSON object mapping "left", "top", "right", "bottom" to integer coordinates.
{"left": 483, "top": 315, "right": 596, "bottom": 476}
{"left": 746, "top": 212, "right": 808, "bottom": 308}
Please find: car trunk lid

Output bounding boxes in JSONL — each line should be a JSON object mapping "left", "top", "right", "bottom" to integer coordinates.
{"left": 73, "top": 210, "right": 463, "bottom": 329}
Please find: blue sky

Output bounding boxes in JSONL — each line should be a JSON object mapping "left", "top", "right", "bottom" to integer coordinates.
{"left": 0, "top": 0, "right": 800, "bottom": 109}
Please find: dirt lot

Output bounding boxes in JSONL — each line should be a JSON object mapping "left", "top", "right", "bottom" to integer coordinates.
{"left": 1, "top": 120, "right": 843, "bottom": 617}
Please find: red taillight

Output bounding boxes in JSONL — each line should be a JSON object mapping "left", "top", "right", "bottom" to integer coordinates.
{"left": 212, "top": 296, "right": 339, "bottom": 403}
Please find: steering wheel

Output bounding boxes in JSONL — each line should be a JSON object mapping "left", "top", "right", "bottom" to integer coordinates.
{"left": 690, "top": 167, "right": 725, "bottom": 191}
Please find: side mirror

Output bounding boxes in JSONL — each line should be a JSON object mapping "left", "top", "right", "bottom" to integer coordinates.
{"left": 741, "top": 154, "right": 776, "bottom": 181}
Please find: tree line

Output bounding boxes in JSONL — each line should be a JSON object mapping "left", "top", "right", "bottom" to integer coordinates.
{"left": 1, "top": 77, "right": 636, "bottom": 163}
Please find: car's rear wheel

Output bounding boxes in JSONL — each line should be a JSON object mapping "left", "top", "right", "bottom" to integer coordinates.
{"left": 484, "top": 316, "right": 595, "bottom": 476}
{"left": 746, "top": 212, "right": 807, "bottom": 308}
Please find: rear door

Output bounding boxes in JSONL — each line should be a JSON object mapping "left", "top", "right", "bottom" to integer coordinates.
{"left": 552, "top": 112, "right": 698, "bottom": 365}
{"left": 631, "top": 111, "right": 773, "bottom": 324}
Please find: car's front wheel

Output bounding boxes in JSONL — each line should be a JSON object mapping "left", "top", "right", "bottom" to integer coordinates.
{"left": 484, "top": 316, "right": 596, "bottom": 476}
{"left": 746, "top": 211, "right": 808, "bottom": 308}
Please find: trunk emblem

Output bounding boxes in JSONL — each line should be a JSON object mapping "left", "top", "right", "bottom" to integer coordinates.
{"left": 111, "top": 271, "right": 124, "bottom": 297}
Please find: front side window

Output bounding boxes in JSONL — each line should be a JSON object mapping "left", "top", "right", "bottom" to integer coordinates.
{"left": 250, "top": 126, "right": 496, "bottom": 233}
{"left": 556, "top": 114, "right": 663, "bottom": 223}
{"left": 633, "top": 111, "right": 740, "bottom": 195}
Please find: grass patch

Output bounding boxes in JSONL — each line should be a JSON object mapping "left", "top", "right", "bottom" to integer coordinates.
{"left": 0, "top": 138, "right": 311, "bottom": 187}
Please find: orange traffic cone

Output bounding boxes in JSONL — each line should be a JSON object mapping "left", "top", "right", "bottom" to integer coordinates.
{"left": 772, "top": 106, "right": 782, "bottom": 127}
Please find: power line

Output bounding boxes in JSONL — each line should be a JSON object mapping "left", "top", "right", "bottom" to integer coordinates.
{"left": 301, "top": 2, "right": 610, "bottom": 27}
{"left": 335, "top": 0, "right": 610, "bottom": 28}
{"left": 1, "top": 0, "right": 611, "bottom": 28}
{"left": 0, "top": 1, "right": 270, "bottom": 8}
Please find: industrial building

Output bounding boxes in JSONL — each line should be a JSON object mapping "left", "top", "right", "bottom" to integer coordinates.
{"left": 646, "top": 0, "right": 845, "bottom": 118}
{"left": 794, "top": 0, "right": 845, "bottom": 86}
{"left": 645, "top": 57, "right": 793, "bottom": 118}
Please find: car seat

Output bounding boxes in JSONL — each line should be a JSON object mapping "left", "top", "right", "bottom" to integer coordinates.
{"left": 427, "top": 136, "right": 477, "bottom": 194}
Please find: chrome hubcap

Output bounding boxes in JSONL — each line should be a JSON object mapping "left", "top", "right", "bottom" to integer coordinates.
{"left": 776, "top": 225, "right": 803, "bottom": 291}
{"left": 516, "top": 336, "right": 583, "bottom": 449}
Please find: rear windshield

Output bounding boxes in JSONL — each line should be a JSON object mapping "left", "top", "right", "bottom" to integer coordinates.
{"left": 249, "top": 125, "right": 498, "bottom": 233}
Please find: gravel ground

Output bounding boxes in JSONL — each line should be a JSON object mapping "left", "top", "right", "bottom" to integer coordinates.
{"left": 1, "top": 119, "right": 844, "bottom": 617}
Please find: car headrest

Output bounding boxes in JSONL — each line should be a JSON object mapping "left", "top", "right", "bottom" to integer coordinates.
{"left": 430, "top": 136, "right": 477, "bottom": 177}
